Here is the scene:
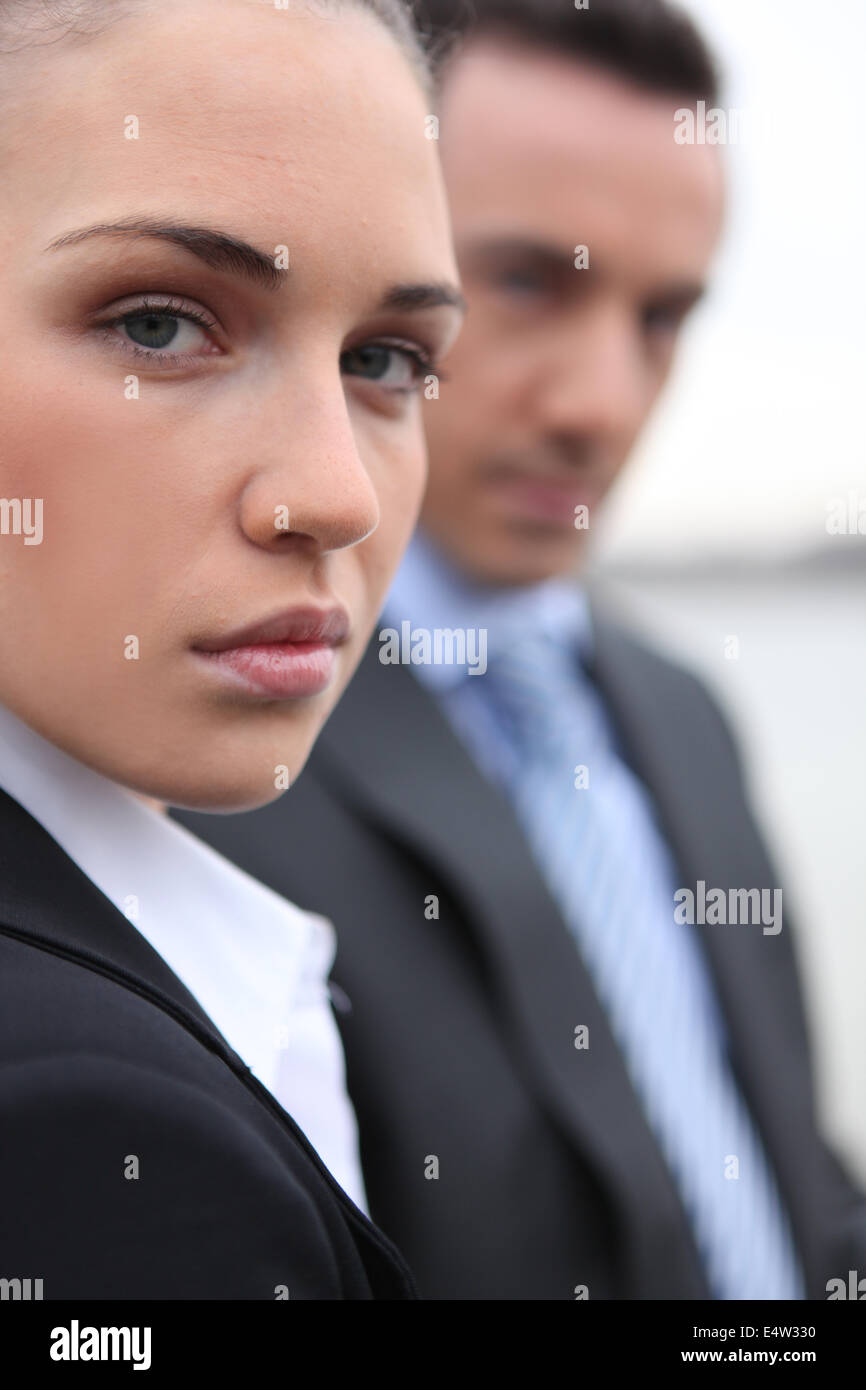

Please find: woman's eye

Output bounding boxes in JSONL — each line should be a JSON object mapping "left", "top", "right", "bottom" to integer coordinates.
{"left": 340, "top": 343, "right": 428, "bottom": 392}
{"left": 116, "top": 310, "right": 212, "bottom": 355}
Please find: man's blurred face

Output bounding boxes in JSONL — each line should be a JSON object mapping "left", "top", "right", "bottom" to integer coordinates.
{"left": 421, "top": 39, "right": 725, "bottom": 586}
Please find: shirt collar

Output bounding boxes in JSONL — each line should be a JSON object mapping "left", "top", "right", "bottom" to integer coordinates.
{"left": 0, "top": 701, "right": 335, "bottom": 1086}
{"left": 381, "top": 530, "right": 593, "bottom": 691}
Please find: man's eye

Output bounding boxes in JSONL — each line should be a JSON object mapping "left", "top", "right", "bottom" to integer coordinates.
{"left": 643, "top": 304, "right": 685, "bottom": 337}
{"left": 493, "top": 269, "right": 548, "bottom": 297}
{"left": 340, "top": 343, "right": 429, "bottom": 392}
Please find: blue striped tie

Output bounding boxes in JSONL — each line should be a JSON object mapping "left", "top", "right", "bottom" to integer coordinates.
{"left": 484, "top": 634, "right": 804, "bottom": 1299}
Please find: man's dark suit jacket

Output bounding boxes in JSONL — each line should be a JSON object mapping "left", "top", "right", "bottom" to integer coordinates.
{"left": 177, "top": 613, "right": 866, "bottom": 1300}
{"left": 0, "top": 787, "right": 416, "bottom": 1299}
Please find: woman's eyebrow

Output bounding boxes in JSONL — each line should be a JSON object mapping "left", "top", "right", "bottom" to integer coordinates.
{"left": 378, "top": 282, "right": 467, "bottom": 316}
{"left": 43, "top": 218, "right": 467, "bottom": 315}
{"left": 45, "top": 219, "right": 287, "bottom": 290}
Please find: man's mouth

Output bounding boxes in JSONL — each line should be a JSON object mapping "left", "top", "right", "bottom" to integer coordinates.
{"left": 482, "top": 467, "right": 604, "bottom": 525}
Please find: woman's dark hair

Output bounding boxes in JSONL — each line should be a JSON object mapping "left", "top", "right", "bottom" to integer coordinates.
{"left": 412, "top": 0, "right": 720, "bottom": 104}
{"left": 0, "top": 0, "right": 435, "bottom": 97}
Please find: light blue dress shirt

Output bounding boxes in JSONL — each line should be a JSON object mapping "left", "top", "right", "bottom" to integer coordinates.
{"left": 382, "top": 530, "right": 594, "bottom": 790}
{"left": 381, "top": 530, "right": 731, "bottom": 1038}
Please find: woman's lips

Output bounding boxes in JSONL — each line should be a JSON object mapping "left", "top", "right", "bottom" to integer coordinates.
{"left": 192, "top": 605, "right": 348, "bottom": 699}
{"left": 196, "top": 640, "right": 338, "bottom": 698}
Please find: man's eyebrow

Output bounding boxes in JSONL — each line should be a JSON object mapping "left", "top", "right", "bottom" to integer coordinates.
{"left": 462, "top": 236, "right": 577, "bottom": 270}
{"left": 462, "top": 235, "right": 599, "bottom": 289}
{"left": 45, "top": 219, "right": 288, "bottom": 290}
{"left": 651, "top": 281, "right": 707, "bottom": 309}
{"left": 463, "top": 235, "right": 708, "bottom": 305}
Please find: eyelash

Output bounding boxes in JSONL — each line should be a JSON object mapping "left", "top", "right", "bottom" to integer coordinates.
{"left": 341, "top": 340, "right": 444, "bottom": 394}
{"left": 98, "top": 295, "right": 443, "bottom": 390}
{"left": 99, "top": 296, "right": 218, "bottom": 363}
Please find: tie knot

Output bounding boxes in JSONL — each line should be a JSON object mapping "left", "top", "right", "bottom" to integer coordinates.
{"left": 484, "top": 635, "right": 583, "bottom": 758}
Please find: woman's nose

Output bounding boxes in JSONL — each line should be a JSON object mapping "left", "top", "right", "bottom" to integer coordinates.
{"left": 237, "top": 374, "right": 380, "bottom": 556}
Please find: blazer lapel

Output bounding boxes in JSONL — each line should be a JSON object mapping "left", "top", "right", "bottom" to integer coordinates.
{"left": 313, "top": 644, "right": 711, "bottom": 1297}
{"left": 0, "top": 783, "right": 419, "bottom": 1295}
{"left": 0, "top": 786, "right": 240, "bottom": 1052}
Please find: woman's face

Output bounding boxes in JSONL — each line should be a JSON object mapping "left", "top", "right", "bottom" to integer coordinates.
{"left": 0, "top": 0, "right": 463, "bottom": 809}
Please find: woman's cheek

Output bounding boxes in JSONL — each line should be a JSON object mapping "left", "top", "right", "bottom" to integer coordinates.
{"left": 0, "top": 379, "right": 177, "bottom": 669}
{"left": 371, "top": 443, "right": 426, "bottom": 579}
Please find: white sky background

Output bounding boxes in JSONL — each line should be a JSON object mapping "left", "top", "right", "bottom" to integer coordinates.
{"left": 594, "top": 0, "right": 866, "bottom": 566}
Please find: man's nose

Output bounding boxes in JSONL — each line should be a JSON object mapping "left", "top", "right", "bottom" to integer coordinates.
{"left": 533, "top": 302, "right": 653, "bottom": 448}
{"left": 237, "top": 372, "right": 380, "bottom": 556}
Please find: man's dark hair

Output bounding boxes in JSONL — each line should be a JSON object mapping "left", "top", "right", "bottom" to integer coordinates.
{"left": 415, "top": 0, "right": 720, "bottom": 105}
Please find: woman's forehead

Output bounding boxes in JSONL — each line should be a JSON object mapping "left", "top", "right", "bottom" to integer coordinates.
{"left": 1, "top": 0, "right": 454, "bottom": 291}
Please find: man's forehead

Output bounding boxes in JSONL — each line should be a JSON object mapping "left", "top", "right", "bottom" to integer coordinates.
{"left": 438, "top": 38, "right": 724, "bottom": 261}
{"left": 439, "top": 38, "right": 714, "bottom": 172}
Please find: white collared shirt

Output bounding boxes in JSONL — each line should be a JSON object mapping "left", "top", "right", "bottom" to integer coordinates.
{"left": 0, "top": 702, "right": 369, "bottom": 1214}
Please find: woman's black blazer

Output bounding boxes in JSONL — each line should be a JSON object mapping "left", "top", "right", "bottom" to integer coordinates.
{"left": 0, "top": 787, "right": 415, "bottom": 1300}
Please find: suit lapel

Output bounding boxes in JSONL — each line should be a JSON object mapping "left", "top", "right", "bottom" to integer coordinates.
{"left": 0, "top": 786, "right": 244, "bottom": 1053}
{"left": 0, "top": 784, "right": 418, "bottom": 1294}
{"left": 314, "top": 644, "right": 711, "bottom": 1296}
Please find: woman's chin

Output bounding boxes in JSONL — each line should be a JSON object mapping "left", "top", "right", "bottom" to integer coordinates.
{"left": 114, "top": 754, "right": 310, "bottom": 816}
{"left": 164, "top": 785, "right": 291, "bottom": 815}
{"left": 155, "top": 764, "right": 304, "bottom": 815}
